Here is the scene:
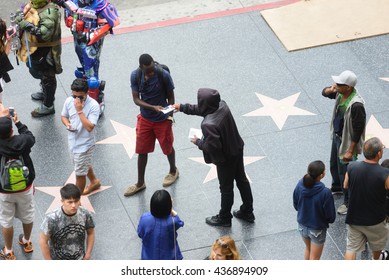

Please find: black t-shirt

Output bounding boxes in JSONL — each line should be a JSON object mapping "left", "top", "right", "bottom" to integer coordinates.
{"left": 346, "top": 161, "right": 389, "bottom": 226}
{"left": 333, "top": 99, "right": 346, "bottom": 135}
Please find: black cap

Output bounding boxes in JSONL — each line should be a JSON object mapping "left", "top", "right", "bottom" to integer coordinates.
{"left": 0, "top": 117, "right": 12, "bottom": 139}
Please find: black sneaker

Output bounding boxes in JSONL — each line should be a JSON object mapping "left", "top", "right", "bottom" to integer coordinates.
{"left": 31, "top": 91, "right": 44, "bottom": 101}
{"left": 331, "top": 185, "right": 343, "bottom": 194}
{"left": 233, "top": 210, "right": 255, "bottom": 223}
{"left": 205, "top": 215, "right": 231, "bottom": 227}
{"left": 31, "top": 105, "right": 55, "bottom": 118}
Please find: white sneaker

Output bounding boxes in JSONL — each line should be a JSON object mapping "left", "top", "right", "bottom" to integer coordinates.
{"left": 337, "top": 203, "right": 348, "bottom": 215}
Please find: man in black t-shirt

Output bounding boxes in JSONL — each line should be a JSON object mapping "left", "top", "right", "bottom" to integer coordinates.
{"left": 344, "top": 137, "right": 389, "bottom": 260}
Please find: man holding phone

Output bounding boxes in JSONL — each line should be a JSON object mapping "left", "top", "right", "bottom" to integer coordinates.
{"left": 322, "top": 70, "right": 366, "bottom": 215}
{"left": 61, "top": 78, "right": 101, "bottom": 195}
{"left": 0, "top": 108, "right": 36, "bottom": 260}
{"left": 124, "top": 54, "right": 179, "bottom": 197}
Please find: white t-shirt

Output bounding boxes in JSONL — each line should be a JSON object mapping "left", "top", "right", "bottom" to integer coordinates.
{"left": 61, "top": 95, "right": 99, "bottom": 153}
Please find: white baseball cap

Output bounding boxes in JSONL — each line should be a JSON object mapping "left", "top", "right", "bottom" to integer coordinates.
{"left": 331, "top": 70, "right": 357, "bottom": 87}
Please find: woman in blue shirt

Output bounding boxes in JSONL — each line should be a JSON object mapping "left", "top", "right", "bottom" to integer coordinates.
{"left": 137, "top": 189, "right": 184, "bottom": 260}
{"left": 293, "top": 160, "right": 336, "bottom": 260}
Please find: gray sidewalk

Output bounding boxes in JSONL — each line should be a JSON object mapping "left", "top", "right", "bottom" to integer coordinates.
{"left": 1, "top": 0, "right": 389, "bottom": 260}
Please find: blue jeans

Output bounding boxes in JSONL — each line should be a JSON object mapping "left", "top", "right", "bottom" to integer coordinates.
{"left": 298, "top": 224, "right": 327, "bottom": 245}
{"left": 330, "top": 134, "right": 349, "bottom": 203}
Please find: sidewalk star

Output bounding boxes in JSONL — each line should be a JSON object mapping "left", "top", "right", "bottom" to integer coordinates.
{"left": 366, "top": 115, "right": 389, "bottom": 148}
{"left": 36, "top": 172, "right": 112, "bottom": 213}
{"left": 189, "top": 156, "right": 265, "bottom": 184}
{"left": 244, "top": 92, "right": 315, "bottom": 130}
{"left": 97, "top": 120, "right": 137, "bottom": 159}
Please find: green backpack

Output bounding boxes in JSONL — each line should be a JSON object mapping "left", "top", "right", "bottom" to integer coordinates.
{"left": 0, "top": 156, "right": 29, "bottom": 192}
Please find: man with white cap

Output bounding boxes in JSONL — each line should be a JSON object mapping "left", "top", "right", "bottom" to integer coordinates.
{"left": 322, "top": 70, "right": 366, "bottom": 215}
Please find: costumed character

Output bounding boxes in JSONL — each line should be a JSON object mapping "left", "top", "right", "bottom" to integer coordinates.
{"left": 15, "top": 0, "right": 62, "bottom": 117}
{"left": 53, "top": 0, "right": 120, "bottom": 114}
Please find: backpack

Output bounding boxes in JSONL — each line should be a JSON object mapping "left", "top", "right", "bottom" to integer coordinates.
{"left": 0, "top": 155, "right": 29, "bottom": 192}
{"left": 136, "top": 61, "right": 170, "bottom": 94}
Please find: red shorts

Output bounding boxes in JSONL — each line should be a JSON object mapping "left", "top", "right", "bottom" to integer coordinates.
{"left": 135, "top": 114, "right": 174, "bottom": 155}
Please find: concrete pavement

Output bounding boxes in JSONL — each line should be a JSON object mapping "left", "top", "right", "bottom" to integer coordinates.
{"left": 1, "top": 0, "right": 389, "bottom": 261}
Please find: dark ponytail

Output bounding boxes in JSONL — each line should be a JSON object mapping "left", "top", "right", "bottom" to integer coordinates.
{"left": 302, "top": 160, "right": 325, "bottom": 188}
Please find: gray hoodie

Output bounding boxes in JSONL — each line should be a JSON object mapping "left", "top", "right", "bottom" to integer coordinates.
{"left": 329, "top": 88, "right": 366, "bottom": 156}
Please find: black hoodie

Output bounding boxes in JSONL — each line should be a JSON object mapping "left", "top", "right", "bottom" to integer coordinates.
{"left": 0, "top": 52, "right": 14, "bottom": 92}
{"left": 0, "top": 121, "right": 35, "bottom": 192}
{"left": 180, "top": 88, "right": 244, "bottom": 164}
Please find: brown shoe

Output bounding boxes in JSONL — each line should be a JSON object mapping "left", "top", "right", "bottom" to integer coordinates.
{"left": 83, "top": 180, "right": 101, "bottom": 195}
{"left": 0, "top": 247, "right": 16, "bottom": 260}
{"left": 162, "top": 168, "right": 179, "bottom": 187}
{"left": 18, "top": 234, "right": 33, "bottom": 253}
{"left": 124, "top": 183, "right": 146, "bottom": 197}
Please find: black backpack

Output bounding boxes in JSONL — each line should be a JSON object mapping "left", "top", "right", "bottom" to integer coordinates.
{"left": 0, "top": 155, "right": 29, "bottom": 192}
{"left": 136, "top": 61, "right": 170, "bottom": 94}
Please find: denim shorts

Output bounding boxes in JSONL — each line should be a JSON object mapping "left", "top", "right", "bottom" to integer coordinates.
{"left": 298, "top": 224, "right": 327, "bottom": 245}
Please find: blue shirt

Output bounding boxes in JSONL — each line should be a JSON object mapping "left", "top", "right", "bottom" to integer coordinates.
{"left": 61, "top": 95, "right": 100, "bottom": 153}
{"left": 130, "top": 68, "right": 175, "bottom": 122}
{"left": 293, "top": 179, "right": 336, "bottom": 230}
{"left": 137, "top": 212, "right": 184, "bottom": 260}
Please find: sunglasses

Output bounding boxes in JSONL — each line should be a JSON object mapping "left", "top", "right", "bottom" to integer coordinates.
{"left": 72, "top": 95, "right": 85, "bottom": 100}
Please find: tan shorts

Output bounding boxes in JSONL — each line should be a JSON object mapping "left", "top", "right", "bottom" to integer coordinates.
{"left": 346, "top": 221, "right": 389, "bottom": 252}
{"left": 0, "top": 187, "right": 35, "bottom": 228}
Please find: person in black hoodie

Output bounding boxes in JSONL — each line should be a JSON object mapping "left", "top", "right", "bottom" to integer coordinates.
{"left": 293, "top": 160, "right": 336, "bottom": 260}
{"left": 173, "top": 88, "right": 254, "bottom": 227}
{"left": 0, "top": 108, "right": 35, "bottom": 260}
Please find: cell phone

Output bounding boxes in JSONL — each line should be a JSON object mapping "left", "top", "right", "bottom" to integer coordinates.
{"left": 67, "top": 126, "right": 77, "bottom": 132}
{"left": 161, "top": 105, "right": 175, "bottom": 114}
{"left": 9, "top": 107, "right": 14, "bottom": 117}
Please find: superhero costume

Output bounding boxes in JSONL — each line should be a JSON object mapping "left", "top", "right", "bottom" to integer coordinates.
{"left": 55, "top": 0, "right": 120, "bottom": 114}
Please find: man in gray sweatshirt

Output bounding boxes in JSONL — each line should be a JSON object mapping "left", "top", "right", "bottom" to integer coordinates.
{"left": 322, "top": 70, "right": 366, "bottom": 215}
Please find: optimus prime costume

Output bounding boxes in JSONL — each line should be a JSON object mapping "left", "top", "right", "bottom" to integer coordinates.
{"left": 54, "top": 0, "right": 120, "bottom": 114}
{"left": 15, "top": 0, "right": 62, "bottom": 117}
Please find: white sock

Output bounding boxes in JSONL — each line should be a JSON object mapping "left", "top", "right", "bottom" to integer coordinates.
{"left": 4, "top": 247, "right": 13, "bottom": 254}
